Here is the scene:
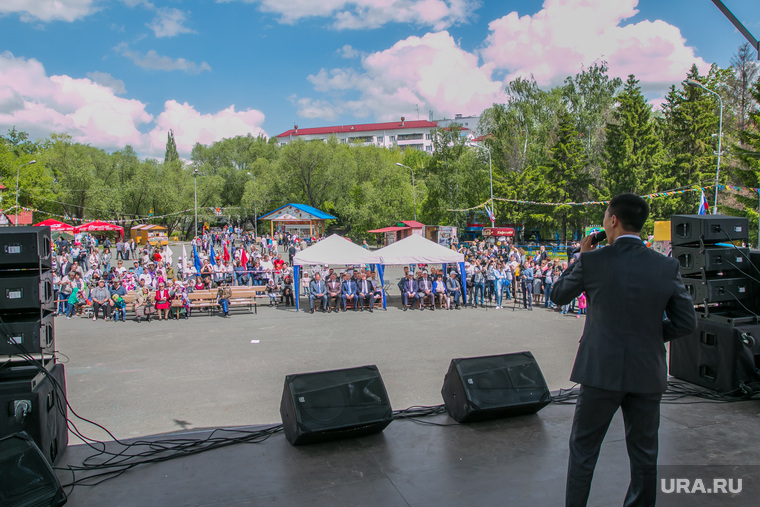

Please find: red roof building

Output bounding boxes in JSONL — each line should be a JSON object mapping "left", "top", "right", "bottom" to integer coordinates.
{"left": 276, "top": 117, "right": 474, "bottom": 153}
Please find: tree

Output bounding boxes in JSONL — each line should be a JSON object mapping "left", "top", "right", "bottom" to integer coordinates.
{"left": 164, "top": 130, "right": 179, "bottom": 165}
{"left": 603, "top": 75, "right": 662, "bottom": 197}
{"left": 728, "top": 43, "right": 759, "bottom": 133}
{"left": 544, "top": 110, "right": 597, "bottom": 241}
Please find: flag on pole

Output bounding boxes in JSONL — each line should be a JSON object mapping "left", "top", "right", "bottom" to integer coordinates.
{"left": 698, "top": 189, "right": 708, "bottom": 215}
{"left": 192, "top": 243, "right": 201, "bottom": 273}
{"left": 209, "top": 243, "right": 217, "bottom": 266}
{"left": 240, "top": 248, "right": 248, "bottom": 268}
{"left": 223, "top": 243, "right": 230, "bottom": 262}
{"left": 182, "top": 244, "right": 188, "bottom": 269}
{"left": 484, "top": 204, "right": 495, "bottom": 225}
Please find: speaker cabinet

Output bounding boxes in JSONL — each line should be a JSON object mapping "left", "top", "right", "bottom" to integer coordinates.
{"left": 672, "top": 245, "right": 749, "bottom": 275}
{"left": 441, "top": 351, "right": 551, "bottom": 423}
{"left": 0, "top": 363, "right": 68, "bottom": 465}
{"left": 0, "top": 271, "right": 54, "bottom": 312}
{"left": 0, "top": 432, "right": 66, "bottom": 507}
{"left": 682, "top": 276, "right": 750, "bottom": 304}
{"left": 669, "top": 320, "right": 760, "bottom": 395}
{"left": 0, "top": 227, "right": 53, "bottom": 269}
{"left": 280, "top": 365, "right": 392, "bottom": 445}
{"left": 0, "top": 311, "right": 55, "bottom": 356}
{"left": 670, "top": 215, "right": 748, "bottom": 246}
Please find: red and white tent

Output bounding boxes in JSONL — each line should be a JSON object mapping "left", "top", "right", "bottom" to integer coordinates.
{"left": 34, "top": 218, "right": 76, "bottom": 232}
{"left": 76, "top": 220, "right": 124, "bottom": 239}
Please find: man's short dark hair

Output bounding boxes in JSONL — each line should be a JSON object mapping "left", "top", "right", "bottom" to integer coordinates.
{"left": 608, "top": 193, "right": 648, "bottom": 232}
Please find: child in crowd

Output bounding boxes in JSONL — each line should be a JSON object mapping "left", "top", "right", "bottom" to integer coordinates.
{"left": 576, "top": 292, "right": 587, "bottom": 318}
{"left": 111, "top": 293, "right": 127, "bottom": 322}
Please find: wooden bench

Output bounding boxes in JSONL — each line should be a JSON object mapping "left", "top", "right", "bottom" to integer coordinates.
{"left": 188, "top": 290, "right": 219, "bottom": 315}
{"left": 228, "top": 287, "right": 260, "bottom": 314}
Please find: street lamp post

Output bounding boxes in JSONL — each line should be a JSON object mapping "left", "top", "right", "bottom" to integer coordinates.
{"left": 468, "top": 144, "right": 494, "bottom": 226}
{"left": 193, "top": 168, "right": 198, "bottom": 239}
{"left": 685, "top": 79, "right": 723, "bottom": 214}
{"left": 396, "top": 162, "right": 417, "bottom": 221}
{"left": 15, "top": 160, "right": 37, "bottom": 226}
{"left": 247, "top": 172, "right": 257, "bottom": 235}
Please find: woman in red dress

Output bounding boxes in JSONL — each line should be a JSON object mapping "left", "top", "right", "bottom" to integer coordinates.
{"left": 154, "top": 282, "right": 171, "bottom": 320}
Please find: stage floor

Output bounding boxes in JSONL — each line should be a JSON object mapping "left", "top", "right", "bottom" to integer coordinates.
{"left": 55, "top": 390, "right": 760, "bottom": 507}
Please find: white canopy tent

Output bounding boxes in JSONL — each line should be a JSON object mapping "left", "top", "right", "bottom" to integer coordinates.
{"left": 293, "top": 234, "right": 380, "bottom": 311}
{"left": 375, "top": 233, "right": 463, "bottom": 265}
{"left": 375, "top": 234, "right": 467, "bottom": 305}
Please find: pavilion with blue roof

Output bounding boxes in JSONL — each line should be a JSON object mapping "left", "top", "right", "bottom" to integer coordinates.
{"left": 258, "top": 203, "right": 337, "bottom": 238}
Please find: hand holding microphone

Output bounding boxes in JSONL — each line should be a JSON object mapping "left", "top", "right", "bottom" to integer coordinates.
{"left": 575, "top": 230, "right": 607, "bottom": 254}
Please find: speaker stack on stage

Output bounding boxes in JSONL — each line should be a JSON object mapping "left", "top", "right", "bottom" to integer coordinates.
{"left": 668, "top": 214, "right": 760, "bottom": 395}
{"left": 0, "top": 226, "right": 68, "bottom": 472}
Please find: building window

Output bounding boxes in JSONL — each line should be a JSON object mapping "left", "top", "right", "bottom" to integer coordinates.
{"left": 398, "top": 133, "right": 423, "bottom": 141}
{"left": 426, "top": 145, "right": 433, "bottom": 152}
{"left": 389, "top": 135, "right": 396, "bottom": 143}
{"left": 426, "top": 133, "right": 432, "bottom": 140}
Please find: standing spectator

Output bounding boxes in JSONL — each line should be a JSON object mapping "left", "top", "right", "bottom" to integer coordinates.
{"left": 123, "top": 239, "right": 131, "bottom": 260}
{"left": 521, "top": 260, "right": 534, "bottom": 310}
{"left": 472, "top": 266, "right": 485, "bottom": 308}
{"left": 576, "top": 292, "right": 587, "bottom": 318}
{"left": 115, "top": 240, "right": 124, "bottom": 260}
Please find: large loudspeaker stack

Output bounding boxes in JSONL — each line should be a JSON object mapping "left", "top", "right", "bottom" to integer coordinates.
{"left": 669, "top": 215, "right": 760, "bottom": 395}
{"left": 0, "top": 226, "right": 67, "bottom": 466}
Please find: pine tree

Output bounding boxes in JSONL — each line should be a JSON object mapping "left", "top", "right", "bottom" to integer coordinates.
{"left": 603, "top": 75, "right": 662, "bottom": 197}
{"left": 726, "top": 80, "right": 760, "bottom": 245}
{"left": 545, "top": 110, "right": 595, "bottom": 241}
{"left": 656, "top": 65, "right": 721, "bottom": 218}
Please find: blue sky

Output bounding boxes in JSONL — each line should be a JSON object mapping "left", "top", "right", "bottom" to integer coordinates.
{"left": 0, "top": 0, "right": 758, "bottom": 158}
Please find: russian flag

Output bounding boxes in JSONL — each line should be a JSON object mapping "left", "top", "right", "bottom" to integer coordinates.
{"left": 698, "top": 190, "right": 708, "bottom": 215}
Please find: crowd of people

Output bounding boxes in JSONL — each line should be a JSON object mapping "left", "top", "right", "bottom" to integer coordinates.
{"left": 53, "top": 226, "right": 588, "bottom": 321}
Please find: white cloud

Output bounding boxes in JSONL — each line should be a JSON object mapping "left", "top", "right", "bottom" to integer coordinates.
{"left": 0, "top": 0, "right": 98, "bottom": 22}
{"left": 117, "top": 45, "right": 211, "bottom": 74}
{"left": 481, "top": 0, "right": 710, "bottom": 88}
{"left": 148, "top": 101, "right": 267, "bottom": 154}
{"left": 337, "top": 44, "right": 361, "bottom": 59}
{"left": 147, "top": 7, "right": 195, "bottom": 38}
{"left": 0, "top": 52, "right": 267, "bottom": 158}
{"left": 233, "top": 0, "right": 477, "bottom": 30}
{"left": 86, "top": 71, "right": 127, "bottom": 95}
{"left": 294, "top": 31, "right": 504, "bottom": 121}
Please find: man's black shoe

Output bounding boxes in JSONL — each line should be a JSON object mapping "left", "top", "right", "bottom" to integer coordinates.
{"left": 310, "top": 308, "right": 314, "bottom": 314}
{"left": 403, "top": 307, "right": 407, "bottom": 311}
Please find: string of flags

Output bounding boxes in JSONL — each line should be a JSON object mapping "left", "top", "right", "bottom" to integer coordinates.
{"left": 448, "top": 186, "right": 732, "bottom": 212}
{"left": 6, "top": 205, "right": 251, "bottom": 225}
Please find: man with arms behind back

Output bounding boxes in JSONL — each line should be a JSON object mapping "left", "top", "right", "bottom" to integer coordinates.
{"left": 552, "top": 193, "right": 696, "bottom": 506}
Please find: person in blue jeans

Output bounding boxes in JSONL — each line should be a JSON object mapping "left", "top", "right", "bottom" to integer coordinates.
{"left": 217, "top": 281, "right": 232, "bottom": 317}
{"left": 522, "top": 261, "right": 534, "bottom": 310}
{"left": 492, "top": 262, "right": 508, "bottom": 309}
{"left": 472, "top": 266, "right": 485, "bottom": 307}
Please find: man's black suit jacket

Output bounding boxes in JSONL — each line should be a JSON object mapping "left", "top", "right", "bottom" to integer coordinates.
{"left": 552, "top": 237, "right": 696, "bottom": 393}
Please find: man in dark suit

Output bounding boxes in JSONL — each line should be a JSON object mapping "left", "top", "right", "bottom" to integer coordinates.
{"left": 308, "top": 273, "right": 328, "bottom": 314}
{"left": 402, "top": 272, "right": 418, "bottom": 311}
{"left": 445, "top": 271, "right": 462, "bottom": 309}
{"left": 551, "top": 193, "right": 696, "bottom": 507}
{"left": 356, "top": 273, "right": 375, "bottom": 312}
{"left": 416, "top": 270, "right": 434, "bottom": 311}
{"left": 341, "top": 273, "right": 358, "bottom": 311}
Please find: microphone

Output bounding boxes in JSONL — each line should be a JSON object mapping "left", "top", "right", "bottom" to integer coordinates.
{"left": 571, "top": 230, "right": 607, "bottom": 254}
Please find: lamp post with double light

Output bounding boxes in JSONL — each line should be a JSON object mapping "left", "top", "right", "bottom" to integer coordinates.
{"left": 396, "top": 162, "right": 417, "bottom": 222}
{"left": 246, "top": 172, "right": 257, "bottom": 235}
{"left": 193, "top": 168, "right": 198, "bottom": 238}
{"left": 15, "top": 160, "right": 37, "bottom": 226}
{"left": 685, "top": 78, "right": 723, "bottom": 214}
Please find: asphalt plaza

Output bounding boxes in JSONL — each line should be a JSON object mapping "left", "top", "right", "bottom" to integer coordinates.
{"left": 55, "top": 291, "right": 584, "bottom": 440}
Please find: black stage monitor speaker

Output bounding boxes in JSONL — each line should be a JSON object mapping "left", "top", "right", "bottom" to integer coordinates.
{"left": 0, "top": 271, "right": 54, "bottom": 312}
{"left": 0, "top": 432, "right": 66, "bottom": 507}
{"left": 0, "top": 226, "right": 53, "bottom": 269}
{"left": 669, "top": 320, "right": 760, "bottom": 395}
{"left": 670, "top": 215, "right": 748, "bottom": 246}
{"left": 682, "top": 276, "right": 750, "bottom": 304}
{"left": 280, "top": 365, "right": 392, "bottom": 445}
{"left": 0, "top": 311, "right": 55, "bottom": 356}
{"left": 441, "top": 351, "right": 551, "bottom": 423}
{"left": 0, "top": 363, "right": 68, "bottom": 465}
{"left": 672, "top": 245, "right": 749, "bottom": 275}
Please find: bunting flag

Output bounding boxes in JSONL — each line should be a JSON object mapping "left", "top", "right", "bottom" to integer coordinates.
{"left": 698, "top": 189, "right": 709, "bottom": 215}
{"left": 192, "top": 243, "right": 201, "bottom": 273}
{"left": 209, "top": 243, "right": 217, "bottom": 266}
